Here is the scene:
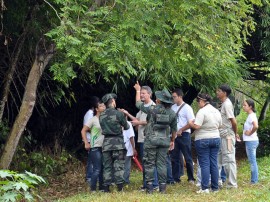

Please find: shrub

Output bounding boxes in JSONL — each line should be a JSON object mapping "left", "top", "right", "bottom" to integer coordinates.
{"left": 11, "top": 149, "right": 73, "bottom": 177}
{"left": 0, "top": 170, "right": 46, "bottom": 202}
{"left": 257, "top": 120, "right": 270, "bottom": 157}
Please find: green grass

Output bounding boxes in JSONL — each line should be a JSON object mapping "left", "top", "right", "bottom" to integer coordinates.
{"left": 56, "top": 156, "right": 270, "bottom": 202}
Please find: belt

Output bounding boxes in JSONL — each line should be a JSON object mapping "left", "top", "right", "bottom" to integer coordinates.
{"left": 90, "top": 147, "right": 102, "bottom": 151}
{"left": 103, "top": 134, "right": 121, "bottom": 137}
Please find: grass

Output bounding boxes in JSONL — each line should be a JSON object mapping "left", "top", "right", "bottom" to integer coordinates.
{"left": 55, "top": 156, "right": 270, "bottom": 202}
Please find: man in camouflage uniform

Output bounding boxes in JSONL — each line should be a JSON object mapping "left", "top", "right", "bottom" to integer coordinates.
{"left": 134, "top": 82, "right": 177, "bottom": 193}
{"left": 99, "top": 93, "right": 130, "bottom": 192}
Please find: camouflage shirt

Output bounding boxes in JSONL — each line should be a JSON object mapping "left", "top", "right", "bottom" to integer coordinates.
{"left": 136, "top": 101, "right": 177, "bottom": 148}
{"left": 99, "top": 106, "right": 130, "bottom": 151}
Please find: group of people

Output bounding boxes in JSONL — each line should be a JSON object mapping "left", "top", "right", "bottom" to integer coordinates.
{"left": 81, "top": 82, "right": 259, "bottom": 194}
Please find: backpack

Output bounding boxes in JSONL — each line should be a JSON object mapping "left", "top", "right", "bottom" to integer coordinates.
{"left": 148, "top": 106, "right": 171, "bottom": 147}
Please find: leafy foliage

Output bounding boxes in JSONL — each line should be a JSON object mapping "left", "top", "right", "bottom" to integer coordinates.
{"left": 11, "top": 148, "right": 72, "bottom": 177}
{"left": 0, "top": 170, "right": 46, "bottom": 202}
{"left": 260, "top": 0, "right": 270, "bottom": 59}
{"left": 47, "top": 0, "right": 262, "bottom": 91}
{"left": 257, "top": 120, "right": 270, "bottom": 157}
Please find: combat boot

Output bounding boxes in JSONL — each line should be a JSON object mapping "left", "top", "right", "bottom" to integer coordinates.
{"left": 103, "top": 185, "right": 110, "bottom": 193}
{"left": 159, "top": 183, "right": 166, "bottom": 194}
{"left": 146, "top": 182, "right": 153, "bottom": 194}
{"left": 117, "top": 183, "right": 124, "bottom": 191}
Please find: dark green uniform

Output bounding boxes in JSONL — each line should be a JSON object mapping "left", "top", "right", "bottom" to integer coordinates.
{"left": 99, "top": 107, "right": 130, "bottom": 186}
{"left": 136, "top": 101, "right": 177, "bottom": 185}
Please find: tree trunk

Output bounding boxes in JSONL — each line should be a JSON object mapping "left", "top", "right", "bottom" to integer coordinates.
{"left": 259, "top": 93, "right": 270, "bottom": 122}
{"left": 0, "top": 4, "right": 38, "bottom": 123}
{"left": 0, "top": 41, "right": 55, "bottom": 169}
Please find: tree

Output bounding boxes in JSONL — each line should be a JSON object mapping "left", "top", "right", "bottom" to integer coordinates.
{"left": 243, "top": 0, "right": 270, "bottom": 120}
{"left": 0, "top": 3, "right": 40, "bottom": 123}
{"left": 47, "top": 0, "right": 262, "bottom": 92}
{"left": 0, "top": 0, "right": 264, "bottom": 168}
{"left": 0, "top": 40, "right": 55, "bottom": 169}
{"left": 0, "top": 0, "right": 57, "bottom": 168}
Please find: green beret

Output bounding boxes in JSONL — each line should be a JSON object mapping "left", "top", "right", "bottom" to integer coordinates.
{"left": 102, "top": 93, "right": 117, "bottom": 103}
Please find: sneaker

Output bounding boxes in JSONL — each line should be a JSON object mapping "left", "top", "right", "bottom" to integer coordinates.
{"left": 196, "top": 182, "right": 201, "bottom": 187}
{"left": 188, "top": 180, "right": 195, "bottom": 185}
{"left": 196, "top": 189, "right": 210, "bottom": 194}
{"left": 153, "top": 186, "right": 159, "bottom": 192}
{"left": 167, "top": 181, "right": 175, "bottom": 185}
{"left": 139, "top": 186, "right": 146, "bottom": 192}
{"left": 211, "top": 189, "right": 219, "bottom": 193}
{"left": 218, "top": 180, "right": 223, "bottom": 188}
{"left": 226, "top": 185, "right": 238, "bottom": 189}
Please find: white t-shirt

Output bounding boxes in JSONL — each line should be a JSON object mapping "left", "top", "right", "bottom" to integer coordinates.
{"left": 85, "top": 116, "right": 104, "bottom": 148}
{"left": 84, "top": 109, "right": 94, "bottom": 142}
{"left": 194, "top": 104, "right": 222, "bottom": 141}
{"left": 136, "top": 100, "right": 155, "bottom": 143}
{"left": 219, "top": 98, "right": 235, "bottom": 136}
{"left": 243, "top": 112, "right": 259, "bottom": 141}
{"left": 123, "top": 122, "right": 135, "bottom": 156}
{"left": 171, "top": 103, "right": 195, "bottom": 133}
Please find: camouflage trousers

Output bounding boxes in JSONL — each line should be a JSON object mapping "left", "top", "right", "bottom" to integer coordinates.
{"left": 102, "top": 149, "right": 126, "bottom": 186}
{"left": 143, "top": 147, "right": 168, "bottom": 184}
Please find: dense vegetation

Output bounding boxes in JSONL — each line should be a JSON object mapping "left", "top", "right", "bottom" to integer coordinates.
{"left": 0, "top": 1, "right": 270, "bottom": 200}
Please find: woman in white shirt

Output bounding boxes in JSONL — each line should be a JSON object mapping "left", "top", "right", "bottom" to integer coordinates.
{"left": 189, "top": 93, "right": 222, "bottom": 193}
{"left": 242, "top": 99, "right": 259, "bottom": 184}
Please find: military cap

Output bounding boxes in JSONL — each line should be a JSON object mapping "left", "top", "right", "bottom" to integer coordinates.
{"left": 155, "top": 89, "right": 173, "bottom": 104}
{"left": 102, "top": 93, "right": 117, "bottom": 103}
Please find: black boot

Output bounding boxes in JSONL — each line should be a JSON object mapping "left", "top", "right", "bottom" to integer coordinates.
{"left": 159, "top": 183, "right": 166, "bottom": 194}
{"left": 103, "top": 185, "right": 110, "bottom": 193}
{"left": 117, "top": 183, "right": 124, "bottom": 191}
{"left": 146, "top": 183, "right": 153, "bottom": 194}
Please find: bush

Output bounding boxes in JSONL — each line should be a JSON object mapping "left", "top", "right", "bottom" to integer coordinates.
{"left": 11, "top": 148, "right": 74, "bottom": 177}
{"left": 0, "top": 170, "right": 46, "bottom": 202}
{"left": 257, "top": 120, "right": 270, "bottom": 157}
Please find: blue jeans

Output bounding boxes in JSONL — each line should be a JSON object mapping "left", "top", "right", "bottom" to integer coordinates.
{"left": 197, "top": 158, "right": 211, "bottom": 184}
{"left": 124, "top": 156, "right": 132, "bottom": 184}
{"left": 86, "top": 150, "right": 93, "bottom": 182}
{"left": 90, "top": 147, "right": 103, "bottom": 190}
{"left": 245, "top": 141, "right": 259, "bottom": 184}
{"left": 171, "top": 132, "right": 195, "bottom": 182}
{"left": 166, "top": 152, "right": 174, "bottom": 183}
{"left": 195, "top": 138, "right": 220, "bottom": 191}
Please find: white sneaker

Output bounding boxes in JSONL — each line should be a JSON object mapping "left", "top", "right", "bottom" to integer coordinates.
{"left": 196, "top": 189, "right": 210, "bottom": 194}
{"left": 196, "top": 182, "right": 201, "bottom": 187}
{"left": 218, "top": 180, "right": 223, "bottom": 188}
{"left": 153, "top": 186, "right": 159, "bottom": 192}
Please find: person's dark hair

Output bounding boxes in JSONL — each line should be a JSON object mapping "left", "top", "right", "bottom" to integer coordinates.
{"left": 93, "top": 100, "right": 104, "bottom": 115}
{"left": 197, "top": 93, "right": 212, "bottom": 103}
{"left": 160, "top": 101, "right": 173, "bottom": 108}
{"left": 218, "top": 84, "right": 232, "bottom": 96}
{"left": 172, "top": 88, "right": 183, "bottom": 97}
{"left": 245, "top": 99, "right": 256, "bottom": 112}
{"left": 89, "top": 96, "right": 100, "bottom": 109}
